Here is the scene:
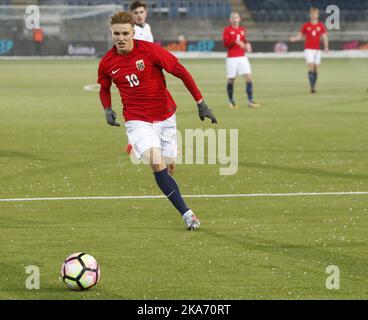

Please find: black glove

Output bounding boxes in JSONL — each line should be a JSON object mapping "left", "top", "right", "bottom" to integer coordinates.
{"left": 197, "top": 100, "right": 217, "bottom": 124}
{"left": 104, "top": 107, "right": 120, "bottom": 127}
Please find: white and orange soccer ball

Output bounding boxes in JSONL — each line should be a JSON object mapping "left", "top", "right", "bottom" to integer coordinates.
{"left": 61, "top": 252, "right": 100, "bottom": 291}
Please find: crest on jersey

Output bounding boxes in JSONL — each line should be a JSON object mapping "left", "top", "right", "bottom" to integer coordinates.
{"left": 317, "top": 27, "right": 321, "bottom": 32}
{"left": 136, "top": 59, "right": 145, "bottom": 71}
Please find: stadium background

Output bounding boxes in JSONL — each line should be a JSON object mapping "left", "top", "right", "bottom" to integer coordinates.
{"left": 0, "top": 0, "right": 368, "bottom": 56}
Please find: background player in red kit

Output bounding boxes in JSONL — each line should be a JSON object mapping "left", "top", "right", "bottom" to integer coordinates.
{"left": 290, "top": 7, "right": 329, "bottom": 93}
{"left": 98, "top": 11, "right": 217, "bottom": 231}
{"left": 223, "top": 11, "right": 260, "bottom": 109}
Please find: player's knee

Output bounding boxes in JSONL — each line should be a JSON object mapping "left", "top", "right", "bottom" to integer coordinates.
{"left": 151, "top": 163, "right": 166, "bottom": 172}
{"left": 168, "top": 163, "right": 176, "bottom": 175}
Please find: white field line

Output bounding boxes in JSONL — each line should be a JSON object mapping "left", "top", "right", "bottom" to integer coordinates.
{"left": 0, "top": 191, "right": 367, "bottom": 203}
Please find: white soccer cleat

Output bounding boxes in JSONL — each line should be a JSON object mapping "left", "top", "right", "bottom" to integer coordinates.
{"left": 182, "top": 210, "right": 201, "bottom": 231}
{"left": 248, "top": 101, "right": 261, "bottom": 108}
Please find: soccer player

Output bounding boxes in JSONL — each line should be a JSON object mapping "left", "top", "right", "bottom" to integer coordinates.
{"left": 289, "top": 7, "right": 329, "bottom": 93}
{"left": 97, "top": 11, "right": 217, "bottom": 231}
{"left": 130, "top": 0, "right": 153, "bottom": 42}
{"left": 223, "top": 11, "right": 260, "bottom": 109}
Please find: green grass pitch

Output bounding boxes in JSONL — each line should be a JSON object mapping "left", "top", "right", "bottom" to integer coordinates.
{"left": 0, "top": 57, "right": 368, "bottom": 299}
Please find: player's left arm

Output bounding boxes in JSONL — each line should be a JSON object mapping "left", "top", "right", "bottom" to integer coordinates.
{"left": 322, "top": 33, "right": 329, "bottom": 53}
{"left": 152, "top": 45, "right": 217, "bottom": 124}
{"left": 245, "top": 41, "right": 252, "bottom": 53}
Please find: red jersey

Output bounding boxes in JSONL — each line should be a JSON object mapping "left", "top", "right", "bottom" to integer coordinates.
{"left": 223, "top": 25, "right": 247, "bottom": 57}
{"left": 98, "top": 40, "right": 202, "bottom": 122}
{"left": 301, "top": 22, "right": 326, "bottom": 50}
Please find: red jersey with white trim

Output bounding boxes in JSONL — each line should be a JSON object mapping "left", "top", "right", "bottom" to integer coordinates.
{"left": 301, "top": 22, "right": 326, "bottom": 50}
{"left": 223, "top": 25, "right": 247, "bottom": 57}
{"left": 98, "top": 40, "right": 202, "bottom": 122}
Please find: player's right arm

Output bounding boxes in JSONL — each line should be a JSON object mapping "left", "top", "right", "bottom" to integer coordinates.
{"left": 289, "top": 24, "right": 305, "bottom": 42}
{"left": 223, "top": 27, "right": 233, "bottom": 48}
{"left": 223, "top": 27, "right": 245, "bottom": 49}
{"left": 98, "top": 61, "right": 120, "bottom": 127}
{"left": 289, "top": 32, "right": 303, "bottom": 42}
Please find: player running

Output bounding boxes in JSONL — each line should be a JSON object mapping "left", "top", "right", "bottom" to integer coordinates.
{"left": 97, "top": 11, "right": 217, "bottom": 231}
{"left": 223, "top": 11, "right": 260, "bottom": 109}
{"left": 290, "top": 7, "right": 329, "bottom": 93}
{"left": 130, "top": 0, "right": 153, "bottom": 42}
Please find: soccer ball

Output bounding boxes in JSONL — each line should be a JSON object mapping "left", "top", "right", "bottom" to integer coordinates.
{"left": 61, "top": 252, "right": 100, "bottom": 291}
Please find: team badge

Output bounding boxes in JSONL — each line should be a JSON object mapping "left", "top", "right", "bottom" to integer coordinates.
{"left": 136, "top": 59, "right": 145, "bottom": 71}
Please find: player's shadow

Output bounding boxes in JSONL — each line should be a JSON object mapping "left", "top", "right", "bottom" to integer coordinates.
{"left": 0, "top": 150, "right": 51, "bottom": 161}
{"left": 240, "top": 161, "right": 368, "bottom": 181}
{"left": 203, "top": 229, "right": 368, "bottom": 271}
{"left": 204, "top": 229, "right": 308, "bottom": 252}
{"left": 249, "top": 148, "right": 368, "bottom": 154}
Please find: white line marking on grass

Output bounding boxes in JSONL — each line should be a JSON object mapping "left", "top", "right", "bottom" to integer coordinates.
{"left": 0, "top": 191, "right": 367, "bottom": 203}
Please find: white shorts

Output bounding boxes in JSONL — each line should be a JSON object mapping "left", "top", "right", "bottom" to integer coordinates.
{"left": 226, "top": 56, "right": 252, "bottom": 78}
{"left": 125, "top": 114, "right": 177, "bottom": 160}
{"left": 304, "top": 49, "right": 322, "bottom": 65}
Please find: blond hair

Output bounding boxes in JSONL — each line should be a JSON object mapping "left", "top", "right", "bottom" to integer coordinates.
{"left": 110, "top": 11, "right": 135, "bottom": 26}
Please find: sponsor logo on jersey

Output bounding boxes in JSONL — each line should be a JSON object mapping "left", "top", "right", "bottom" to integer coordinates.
{"left": 136, "top": 59, "right": 145, "bottom": 71}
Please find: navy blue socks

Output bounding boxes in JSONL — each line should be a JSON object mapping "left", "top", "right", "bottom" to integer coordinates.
{"left": 308, "top": 71, "right": 318, "bottom": 89}
{"left": 227, "top": 82, "right": 234, "bottom": 104}
{"left": 313, "top": 72, "right": 318, "bottom": 88}
{"left": 246, "top": 81, "right": 253, "bottom": 102}
{"left": 154, "top": 168, "right": 189, "bottom": 216}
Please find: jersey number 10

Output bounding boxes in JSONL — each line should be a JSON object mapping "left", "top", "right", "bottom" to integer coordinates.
{"left": 125, "top": 74, "right": 140, "bottom": 87}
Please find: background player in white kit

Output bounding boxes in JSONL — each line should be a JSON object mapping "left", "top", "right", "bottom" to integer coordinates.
{"left": 130, "top": 1, "right": 153, "bottom": 42}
